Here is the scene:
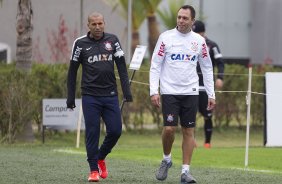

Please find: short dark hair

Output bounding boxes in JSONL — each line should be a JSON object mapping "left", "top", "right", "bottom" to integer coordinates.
{"left": 178, "top": 5, "right": 196, "bottom": 19}
{"left": 192, "top": 20, "right": 205, "bottom": 33}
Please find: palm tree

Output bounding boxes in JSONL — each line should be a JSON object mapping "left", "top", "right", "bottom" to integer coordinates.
{"left": 103, "top": 0, "right": 147, "bottom": 130}
{"left": 16, "top": 0, "right": 33, "bottom": 70}
{"left": 15, "top": 0, "right": 35, "bottom": 142}
{"left": 141, "top": 0, "right": 161, "bottom": 58}
{"left": 106, "top": 0, "right": 147, "bottom": 55}
{"left": 157, "top": 0, "right": 202, "bottom": 30}
{"left": 157, "top": 0, "right": 186, "bottom": 30}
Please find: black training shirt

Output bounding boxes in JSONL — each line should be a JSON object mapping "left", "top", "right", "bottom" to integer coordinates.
{"left": 197, "top": 37, "right": 224, "bottom": 87}
{"left": 67, "top": 32, "right": 132, "bottom": 101}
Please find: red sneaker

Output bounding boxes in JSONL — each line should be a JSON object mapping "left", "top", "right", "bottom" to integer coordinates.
{"left": 204, "top": 143, "right": 211, "bottom": 149}
{"left": 98, "top": 159, "right": 108, "bottom": 179}
{"left": 88, "top": 171, "right": 99, "bottom": 182}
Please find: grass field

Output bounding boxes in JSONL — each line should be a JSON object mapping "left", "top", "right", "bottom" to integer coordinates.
{"left": 0, "top": 127, "right": 282, "bottom": 184}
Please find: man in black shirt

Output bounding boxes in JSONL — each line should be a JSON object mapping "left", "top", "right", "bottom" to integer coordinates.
{"left": 192, "top": 20, "right": 224, "bottom": 148}
{"left": 67, "top": 12, "right": 132, "bottom": 182}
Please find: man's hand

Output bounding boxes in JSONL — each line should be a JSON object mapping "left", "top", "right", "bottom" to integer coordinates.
{"left": 150, "top": 94, "right": 161, "bottom": 108}
{"left": 207, "top": 98, "right": 216, "bottom": 111}
{"left": 124, "top": 95, "right": 133, "bottom": 102}
{"left": 66, "top": 99, "right": 76, "bottom": 110}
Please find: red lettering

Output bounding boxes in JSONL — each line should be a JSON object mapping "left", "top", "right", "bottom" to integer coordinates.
{"left": 202, "top": 43, "right": 208, "bottom": 58}
{"left": 158, "top": 42, "right": 165, "bottom": 56}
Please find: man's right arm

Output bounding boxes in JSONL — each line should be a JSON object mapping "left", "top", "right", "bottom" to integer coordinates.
{"left": 67, "top": 61, "right": 80, "bottom": 109}
{"left": 212, "top": 43, "right": 224, "bottom": 80}
{"left": 212, "top": 43, "right": 224, "bottom": 89}
{"left": 149, "top": 34, "right": 165, "bottom": 97}
{"left": 67, "top": 41, "right": 81, "bottom": 109}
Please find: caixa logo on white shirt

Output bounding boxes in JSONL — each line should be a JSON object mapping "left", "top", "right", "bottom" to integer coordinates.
{"left": 171, "top": 53, "right": 196, "bottom": 61}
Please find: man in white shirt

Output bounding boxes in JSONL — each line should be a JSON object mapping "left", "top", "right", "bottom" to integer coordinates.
{"left": 150, "top": 5, "right": 216, "bottom": 184}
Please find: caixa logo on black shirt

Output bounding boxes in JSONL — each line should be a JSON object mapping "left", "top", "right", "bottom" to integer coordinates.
{"left": 87, "top": 54, "right": 113, "bottom": 63}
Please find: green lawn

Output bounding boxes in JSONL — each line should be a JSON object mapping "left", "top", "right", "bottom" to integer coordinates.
{"left": 0, "top": 127, "right": 282, "bottom": 184}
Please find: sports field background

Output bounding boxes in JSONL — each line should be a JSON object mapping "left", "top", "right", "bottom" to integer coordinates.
{"left": 0, "top": 127, "right": 282, "bottom": 184}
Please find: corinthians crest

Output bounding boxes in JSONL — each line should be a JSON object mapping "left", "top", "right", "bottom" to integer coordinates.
{"left": 191, "top": 41, "right": 198, "bottom": 51}
{"left": 167, "top": 114, "right": 174, "bottom": 123}
{"left": 104, "top": 41, "right": 113, "bottom": 51}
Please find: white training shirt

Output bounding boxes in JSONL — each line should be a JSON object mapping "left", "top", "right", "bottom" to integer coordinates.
{"left": 150, "top": 28, "right": 215, "bottom": 99}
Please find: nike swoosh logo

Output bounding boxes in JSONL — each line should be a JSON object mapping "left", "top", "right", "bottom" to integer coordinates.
{"left": 86, "top": 47, "right": 92, "bottom": 51}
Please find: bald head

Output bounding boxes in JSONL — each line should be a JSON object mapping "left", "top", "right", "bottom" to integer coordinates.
{"left": 88, "top": 12, "right": 104, "bottom": 23}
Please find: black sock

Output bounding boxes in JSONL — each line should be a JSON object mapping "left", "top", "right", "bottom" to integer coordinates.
{"left": 204, "top": 118, "right": 213, "bottom": 143}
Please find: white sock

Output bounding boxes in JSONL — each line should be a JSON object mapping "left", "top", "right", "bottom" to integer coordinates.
{"left": 181, "top": 164, "right": 190, "bottom": 174}
{"left": 163, "top": 153, "right": 171, "bottom": 163}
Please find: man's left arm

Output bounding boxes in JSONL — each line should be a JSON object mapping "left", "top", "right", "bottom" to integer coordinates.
{"left": 113, "top": 38, "right": 132, "bottom": 102}
{"left": 198, "top": 40, "right": 215, "bottom": 101}
{"left": 115, "top": 56, "right": 132, "bottom": 102}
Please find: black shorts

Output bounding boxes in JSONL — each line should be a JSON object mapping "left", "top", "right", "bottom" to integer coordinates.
{"left": 161, "top": 95, "right": 198, "bottom": 128}
{"left": 198, "top": 91, "right": 212, "bottom": 118}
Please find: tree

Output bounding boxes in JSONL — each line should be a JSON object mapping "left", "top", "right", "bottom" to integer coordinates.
{"left": 15, "top": 0, "right": 35, "bottom": 142}
{"left": 16, "top": 0, "right": 33, "bottom": 70}
{"left": 47, "top": 15, "right": 77, "bottom": 63}
{"left": 157, "top": 0, "right": 201, "bottom": 30}
{"left": 141, "top": 0, "right": 161, "bottom": 58}
{"left": 106, "top": 0, "right": 147, "bottom": 55}
{"left": 106, "top": 0, "right": 164, "bottom": 128}
{"left": 157, "top": 0, "right": 188, "bottom": 30}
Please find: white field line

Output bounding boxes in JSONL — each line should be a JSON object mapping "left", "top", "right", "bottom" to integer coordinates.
{"left": 53, "top": 148, "right": 282, "bottom": 174}
{"left": 230, "top": 167, "right": 282, "bottom": 174}
{"left": 53, "top": 148, "right": 85, "bottom": 155}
